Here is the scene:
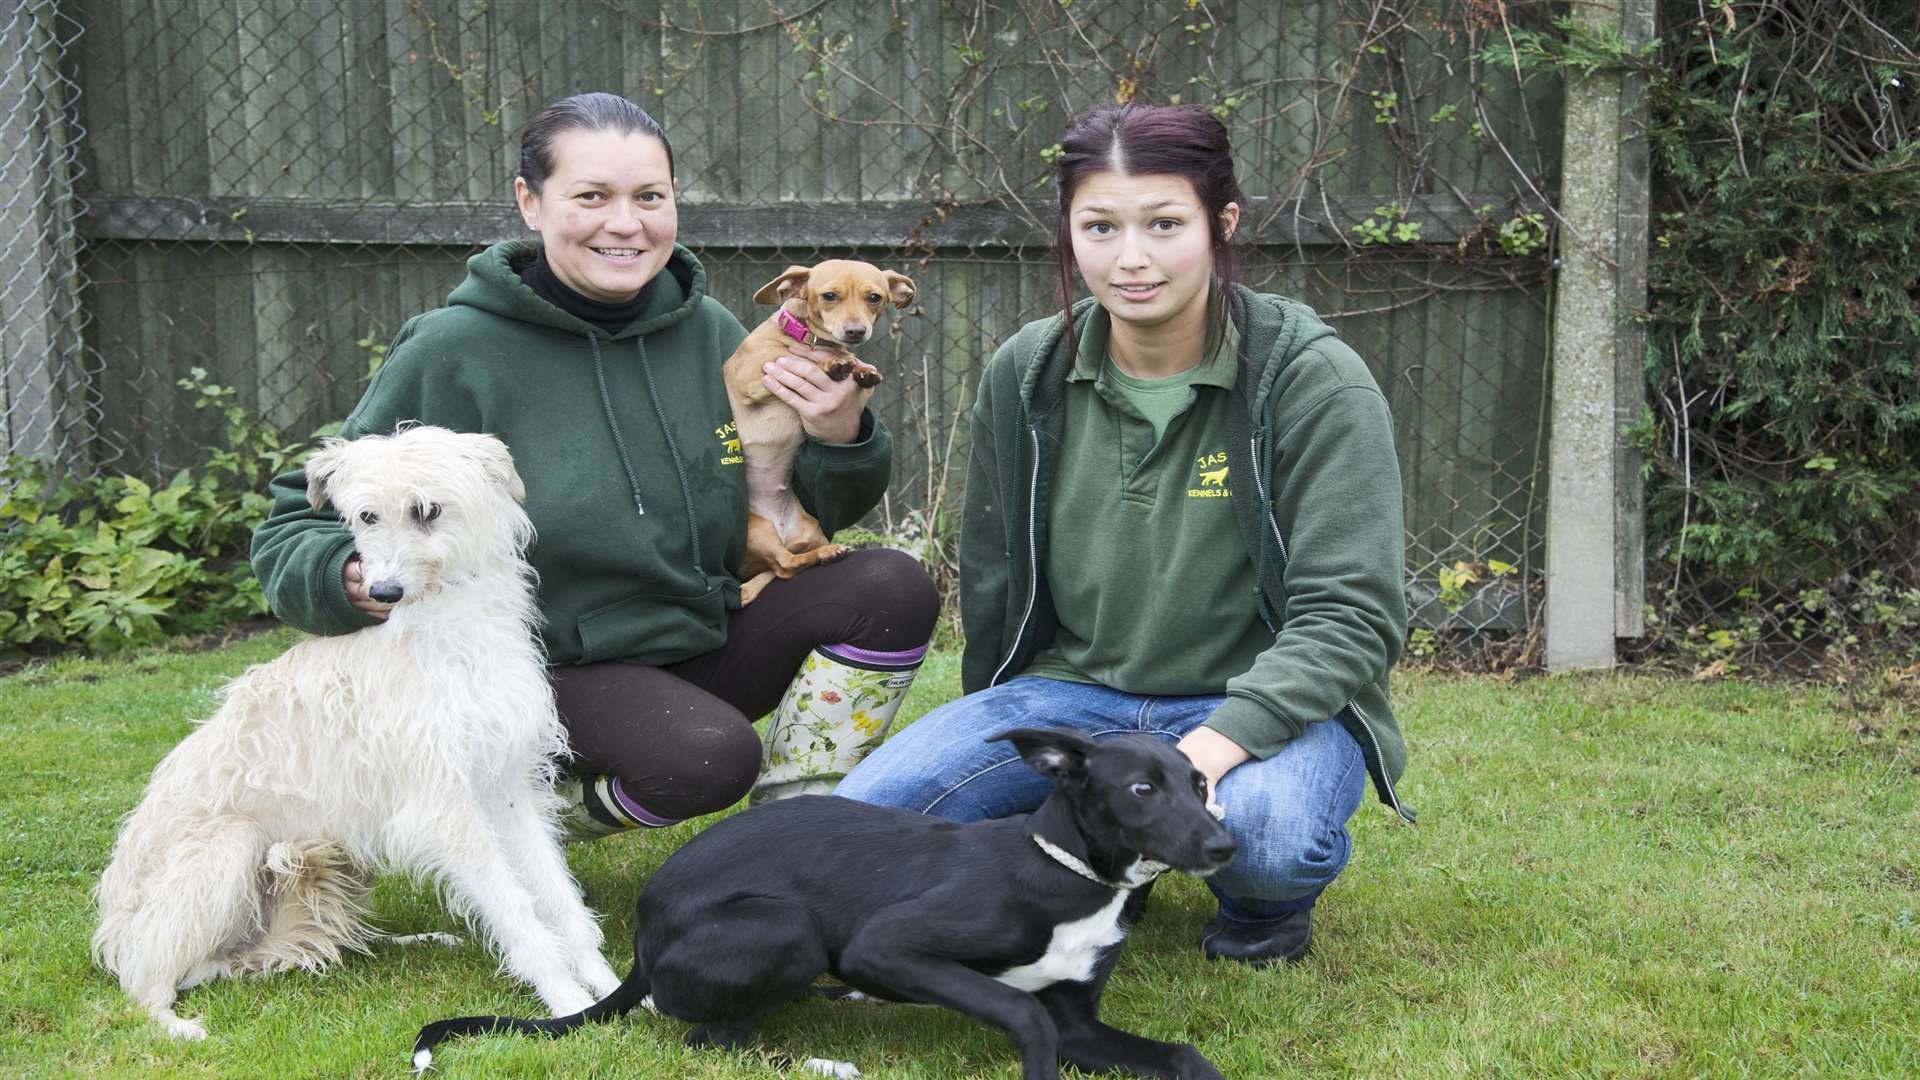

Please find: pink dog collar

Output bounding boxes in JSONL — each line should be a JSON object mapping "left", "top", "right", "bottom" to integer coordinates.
{"left": 775, "top": 308, "right": 816, "bottom": 346}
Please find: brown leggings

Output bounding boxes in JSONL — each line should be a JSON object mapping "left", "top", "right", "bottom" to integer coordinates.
{"left": 548, "top": 549, "right": 940, "bottom": 820}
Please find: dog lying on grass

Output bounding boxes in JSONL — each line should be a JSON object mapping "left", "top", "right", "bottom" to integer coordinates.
{"left": 92, "top": 426, "right": 619, "bottom": 1039}
{"left": 415, "top": 728, "right": 1234, "bottom": 1080}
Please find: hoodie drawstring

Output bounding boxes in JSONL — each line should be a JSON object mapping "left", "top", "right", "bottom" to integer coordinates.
{"left": 589, "top": 334, "right": 647, "bottom": 519}
{"left": 634, "top": 336, "right": 704, "bottom": 571}
{"left": 586, "top": 332, "right": 707, "bottom": 579}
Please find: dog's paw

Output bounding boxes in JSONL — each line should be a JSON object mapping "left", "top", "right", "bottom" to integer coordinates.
{"left": 814, "top": 544, "right": 852, "bottom": 565}
{"left": 1171, "top": 1044, "right": 1227, "bottom": 1080}
{"left": 159, "top": 1013, "right": 208, "bottom": 1041}
{"left": 579, "top": 960, "right": 622, "bottom": 999}
{"left": 383, "top": 931, "right": 462, "bottom": 949}
{"left": 852, "top": 363, "right": 882, "bottom": 389}
{"left": 825, "top": 359, "right": 854, "bottom": 382}
{"left": 540, "top": 982, "right": 596, "bottom": 1018}
{"left": 803, "top": 1058, "right": 863, "bottom": 1079}
{"left": 739, "top": 577, "right": 771, "bottom": 607}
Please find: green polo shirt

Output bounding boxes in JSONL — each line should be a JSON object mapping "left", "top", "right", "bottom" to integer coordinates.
{"left": 1102, "top": 355, "right": 1201, "bottom": 443}
{"left": 1022, "top": 320, "right": 1272, "bottom": 693}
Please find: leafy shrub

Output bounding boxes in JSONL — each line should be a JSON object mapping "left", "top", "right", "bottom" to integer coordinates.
{"left": 1636, "top": 0, "right": 1920, "bottom": 666}
{"left": 0, "top": 371, "right": 316, "bottom": 655}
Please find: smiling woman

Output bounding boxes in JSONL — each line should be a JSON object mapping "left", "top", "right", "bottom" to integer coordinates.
{"left": 514, "top": 120, "right": 678, "bottom": 304}
{"left": 248, "top": 92, "right": 938, "bottom": 849}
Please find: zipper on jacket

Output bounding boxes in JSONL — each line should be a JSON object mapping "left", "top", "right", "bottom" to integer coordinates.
{"left": 1250, "top": 433, "right": 1289, "bottom": 565}
{"left": 990, "top": 427, "right": 1043, "bottom": 687}
{"left": 1348, "top": 697, "right": 1414, "bottom": 823}
{"left": 1249, "top": 432, "right": 1288, "bottom": 632}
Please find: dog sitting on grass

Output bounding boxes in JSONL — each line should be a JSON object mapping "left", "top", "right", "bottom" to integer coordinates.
{"left": 91, "top": 426, "right": 619, "bottom": 1039}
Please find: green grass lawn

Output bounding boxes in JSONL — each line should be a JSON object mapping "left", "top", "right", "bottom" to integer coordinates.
{"left": 3, "top": 631, "right": 1916, "bottom": 1078}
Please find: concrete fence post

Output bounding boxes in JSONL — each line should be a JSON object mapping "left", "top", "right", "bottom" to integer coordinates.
{"left": 1546, "top": 0, "right": 1655, "bottom": 671}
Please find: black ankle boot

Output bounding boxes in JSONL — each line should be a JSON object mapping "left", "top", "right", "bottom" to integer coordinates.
{"left": 1199, "top": 906, "right": 1312, "bottom": 967}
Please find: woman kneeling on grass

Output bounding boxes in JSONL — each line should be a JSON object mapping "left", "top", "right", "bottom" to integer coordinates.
{"left": 252, "top": 92, "right": 938, "bottom": 836}
{"left": 837, "top": 103, "right": 1413, "bottom": 967}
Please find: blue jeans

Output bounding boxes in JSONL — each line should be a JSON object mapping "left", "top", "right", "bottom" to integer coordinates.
{"left": 835, "top": 676, "right": 1366, "bottom": 919}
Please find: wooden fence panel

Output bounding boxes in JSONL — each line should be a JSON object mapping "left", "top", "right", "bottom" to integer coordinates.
{"left": 71, "top": 0, "right": 1565, "bottom": 207}
{"left": 59, "top": 0, "right": 1565, "bottom": 630}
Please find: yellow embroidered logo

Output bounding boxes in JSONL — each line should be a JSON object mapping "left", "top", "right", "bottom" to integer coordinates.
{"left": 1189, "top": 451, "right": 1230, "bottom": 498}
{"left": 714, "top": 420, "right": 743, "bottom": 466}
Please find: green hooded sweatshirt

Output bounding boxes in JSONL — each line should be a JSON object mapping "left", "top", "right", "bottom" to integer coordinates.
{"left": 250, "top": 240, "right": 892, "bottom": 667}
{"left": 960, "top": 286, "right": 1414, "bottom": 821}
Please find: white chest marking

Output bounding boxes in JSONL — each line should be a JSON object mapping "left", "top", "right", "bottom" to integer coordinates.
{"left": 993, "top": 888, "right": 1130, "bottom": 992}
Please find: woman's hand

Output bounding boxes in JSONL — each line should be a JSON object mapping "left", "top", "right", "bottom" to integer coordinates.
{"left": 342, "top": 555, "right": 393, "bottom": 621}
{"left": 1177, "top": 725, "right": 1252, "bottom": 802}
{"left": 761, "top": 347, "right": 873, "bottom": 444}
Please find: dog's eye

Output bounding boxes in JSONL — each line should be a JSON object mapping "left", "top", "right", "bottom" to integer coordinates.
{"left": 1194, "top": 775, "right": 1209, "bottom": 796}
{"left": 411, "top": 502, "right": 441, "bottom": 525}
{"left": 821, "top": 291, "right": 839, "bottom": 302}
{"left": 357, "top": 511, "right": 377, "bottom": 525}
{"left": 1130, "top": 782, "right": 1156, "bottom": 797}
{"left": 867, "top": 293, "right": 883, "bottom": 305}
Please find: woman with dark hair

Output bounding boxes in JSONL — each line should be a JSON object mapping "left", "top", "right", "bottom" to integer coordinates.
{"left": 838, "top": 104, "right": 1411, "bottom": 967}
{"left": 252, "top": 92, "right": 939, "bottom": 835}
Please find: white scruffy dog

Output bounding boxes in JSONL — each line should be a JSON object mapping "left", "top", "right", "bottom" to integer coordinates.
{"left": 92, "top": 426, "right": 621, "bottom": 1039}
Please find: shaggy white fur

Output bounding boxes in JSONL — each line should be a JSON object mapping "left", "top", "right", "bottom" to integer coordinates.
{"left": 91, "top": 426, "right": 621, "bottom": 1039}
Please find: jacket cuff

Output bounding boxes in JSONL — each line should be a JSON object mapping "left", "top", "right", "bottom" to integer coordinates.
{"left": 806, "top": 407, "right": 878, "bottom": 449}
{"left": 804, "top": 410, "right": 889, "bottom": 471}
{"left": 318, "top": 537, "right": 383, "bottom": 632}
{"left": 1204, "top": 695, "right": 1302, "bottom": 760}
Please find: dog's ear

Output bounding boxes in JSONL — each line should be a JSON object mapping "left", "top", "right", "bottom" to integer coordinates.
{"left": 459, "top": 433, "right": 527, "bottom": 505}
{"left": 304, "top": 437, "right": 351, "bottom": 511}
{"left": 753, "top": 266, "right": 813, "bottom": 306}
{"left": 991, "top": 727, "right": 1093, "bottom": 786}
{"left": 883, "top": 270, "right": 916, "bottom": 309}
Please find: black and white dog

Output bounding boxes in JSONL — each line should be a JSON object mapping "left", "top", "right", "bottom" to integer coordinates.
{"left": 414, "top": 727, "right": 1236, "bottom": 1080}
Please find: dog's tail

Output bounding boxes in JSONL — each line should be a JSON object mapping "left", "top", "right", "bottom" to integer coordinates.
{"left": 410, "top": 964, "right": 651, "bottom": 1071}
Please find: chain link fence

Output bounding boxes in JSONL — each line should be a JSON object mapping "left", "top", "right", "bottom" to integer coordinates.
{"left": 2, "top": 0, "right": 91, "bottom": 472}
{"left": 12, "top": 0, "right": 1576, "bottom": 659}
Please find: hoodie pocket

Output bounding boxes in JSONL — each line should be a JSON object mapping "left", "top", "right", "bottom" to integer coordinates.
{"left": 575, "top": 584, "right": 728, "bottom": 666}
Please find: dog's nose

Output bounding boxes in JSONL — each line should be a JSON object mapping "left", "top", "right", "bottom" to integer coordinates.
{"left": 368, "top": 581, "right": 405, "bottom": 604}
{"left": 1202, "top": 833, "right": 1238, "bottom": 866}
{"left": 842, "top": 326, "right": 868, "bottom": 343}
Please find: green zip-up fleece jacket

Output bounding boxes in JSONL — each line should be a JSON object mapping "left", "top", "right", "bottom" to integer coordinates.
{"left": 960, "top": 287, "right": 1414, "bottom": 820}
{"left": 251, "top": 240, "right": 892, "bottom": 667}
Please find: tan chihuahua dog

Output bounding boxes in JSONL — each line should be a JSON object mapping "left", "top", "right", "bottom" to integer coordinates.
{"left": 723, "top": 260, "right": 915, "bottom": 605}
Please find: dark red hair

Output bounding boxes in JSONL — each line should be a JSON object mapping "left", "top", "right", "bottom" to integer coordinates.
{"left": 1050, "top": 104, "right": 1246, "bottom": 362}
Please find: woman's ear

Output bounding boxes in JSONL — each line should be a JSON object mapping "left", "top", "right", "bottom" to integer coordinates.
{"left": 514, "top": 176, "right": 540, "bottom": 232}
{"left": 1219, "top": 201, "right": 1241, "bottom": 242}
